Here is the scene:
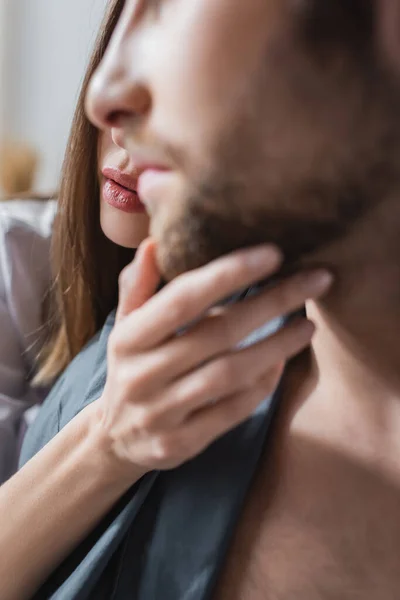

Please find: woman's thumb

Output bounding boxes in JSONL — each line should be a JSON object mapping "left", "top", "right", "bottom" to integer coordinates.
{"left": 116, "top": 238, "right": 160, "bottom": 321}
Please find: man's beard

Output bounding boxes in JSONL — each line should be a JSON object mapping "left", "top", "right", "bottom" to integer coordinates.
{"left": 152, "top": 170, "right": 377, "bottom": 283}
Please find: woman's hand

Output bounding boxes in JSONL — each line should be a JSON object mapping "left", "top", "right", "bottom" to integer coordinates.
{"left": 96, "top": 239, "right": 332, "bottom": 475}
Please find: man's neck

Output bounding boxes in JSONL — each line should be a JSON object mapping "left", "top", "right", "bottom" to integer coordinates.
{"left": 291, "top": 197, "right": 400, "bottom": 476}
{"left": 308, "top": 196, "right": 400, "bottom": 391}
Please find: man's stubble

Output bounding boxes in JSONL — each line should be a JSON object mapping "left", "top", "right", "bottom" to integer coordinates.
{"left": 151, "top": 27, "right": 400, "bottom": 282}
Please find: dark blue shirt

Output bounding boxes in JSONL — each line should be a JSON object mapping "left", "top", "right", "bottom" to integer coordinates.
{"left": 20, "top": 308, "right": 282, "bottom": 600}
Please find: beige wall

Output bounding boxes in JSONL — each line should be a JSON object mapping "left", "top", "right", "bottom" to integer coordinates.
{"left": 0, "top": 0, "right": 6, "bottom": 139}
{"left": 2, "top": 0, "right": 108, "bottom": 193}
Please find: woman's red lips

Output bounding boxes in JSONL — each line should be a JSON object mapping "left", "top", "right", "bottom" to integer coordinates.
{"left": 101, "top": 167, "right": 147, "bottom": 214}
{"left": 102, "top": 167, "right": 138, "bottom": 192}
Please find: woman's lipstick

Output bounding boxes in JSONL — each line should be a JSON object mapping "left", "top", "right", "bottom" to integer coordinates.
{"left": 102, "top": 167, "right": 146, "bottom": 214}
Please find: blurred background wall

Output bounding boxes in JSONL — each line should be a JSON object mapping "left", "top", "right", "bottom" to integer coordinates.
{"left": 0, "top": 0, "right": 108, "bottom": 195}
{"left": 0, "top": 1, "right": 7, "bottom": 140}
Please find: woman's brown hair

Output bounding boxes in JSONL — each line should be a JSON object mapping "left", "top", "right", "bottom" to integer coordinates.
{"left": 36, "top": 0, "right": 133, "bottom": 384}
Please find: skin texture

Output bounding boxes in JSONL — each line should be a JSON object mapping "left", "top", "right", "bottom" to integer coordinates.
{"left": 0, "top": 1, "right": 358, "bottom": 598}
{"left": 87, "top": 0, "right": 400, "bottom": 281}
{"left": 0, "top": 3, "right": 343, "bottom": 595}
{"left": 84, "top": 1, "right": 400, "bottom": 598}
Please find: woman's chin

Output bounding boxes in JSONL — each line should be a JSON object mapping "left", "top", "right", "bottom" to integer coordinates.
{"left": 100, "top": 206, "right": 150, "bottom": 249}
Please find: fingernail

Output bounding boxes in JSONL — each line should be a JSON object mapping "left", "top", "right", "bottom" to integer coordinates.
{"left": 301, "top": 270, "right": 333, "bottom": 295}
{"left": 246, "top": 245, "right": 283, "bottom": 270}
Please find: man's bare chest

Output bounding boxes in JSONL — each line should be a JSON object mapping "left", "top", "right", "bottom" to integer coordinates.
{"left": 213, "top": 433, "right": 400, "bottom": 600}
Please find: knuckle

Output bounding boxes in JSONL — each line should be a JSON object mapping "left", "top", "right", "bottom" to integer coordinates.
{"left": 133, "top": 406, "right": 155, "bottom": 430}
{"left": 129, "top": 364, "right": 153, "bottom": 392}
{"left": 213, "top": 357, "right": 239, "bottom": 390}
{"left": 152, "top": 435, "right": 175, "bottom": 462}
{"left": 152, "top": 351, "right": 171, "bottom": 378}
{"left": 108, "top": 323, "right": 142, "bottom": 359}
{"left": 153, "top": 433, "right": 192, "bottom": 463}
{"left": 108, "top": 330, "right": 124, "bottom": 358}
{"left": 144, "top": 404, "right": 168, "bottom": 429}
{"left": 183, "top": 375, "right": 210, "bottom": 404}
{"left": 113, "top": 367, "right": 135, "bottom": 398}
{"left": 113, "top": 367, "right": 130, "bottom": 391}
{"left": 112, "top": 361, "right": 151, "bottom": 397}
{"left": 167, "top": 287, "right": 193, "bottom": 326}
{"left": 152, "top": 436, "right": 170, "bottom": 461}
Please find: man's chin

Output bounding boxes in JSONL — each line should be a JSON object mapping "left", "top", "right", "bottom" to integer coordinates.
{"left": 152, "top": 208, "right": 353, "bottom": 283}
{"left": 151, "top": 208, "right": 280, "bottom": 282}
{"left": 155, "top": 232, "right": 211, "bottom": 282}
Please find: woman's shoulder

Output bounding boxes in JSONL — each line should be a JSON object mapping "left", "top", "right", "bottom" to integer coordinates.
{"left": 0, "top": 199, "right": 57, "bottom": 354}
{"left": 0, "top": 198, "right": 57, "bottom": 239}
{"left": 0, "top": 199, "right": 56, "bottom": 281}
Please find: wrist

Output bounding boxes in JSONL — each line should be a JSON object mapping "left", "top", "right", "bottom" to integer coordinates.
{"left": 83, "top": 401, "right": 148, "bottom": 489}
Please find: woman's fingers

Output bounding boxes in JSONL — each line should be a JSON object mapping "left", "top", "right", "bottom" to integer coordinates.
{"left": 149, "top": 366, "right": 284, "bottom": 469}
{"left": 104, "top": 243, "right": 334, "bottom": 474}
{"left": 186, "top": 371, "right": 282, "bottom": 457}
{"left": 116, "top": 237, "right": 160, "bottom": 321}
{"left": 129, "top": 317, "right": 314, "bottom": 429}
{"left": 137, "top": 268, "right": 331, "bottom": 385}
{"left": 117, "top": 244, "right": 283, "bottom": 349}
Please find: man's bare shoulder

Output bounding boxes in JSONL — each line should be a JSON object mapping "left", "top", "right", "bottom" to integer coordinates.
{"left": 214, "top": 363, "right": 400, "bottom": 600}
